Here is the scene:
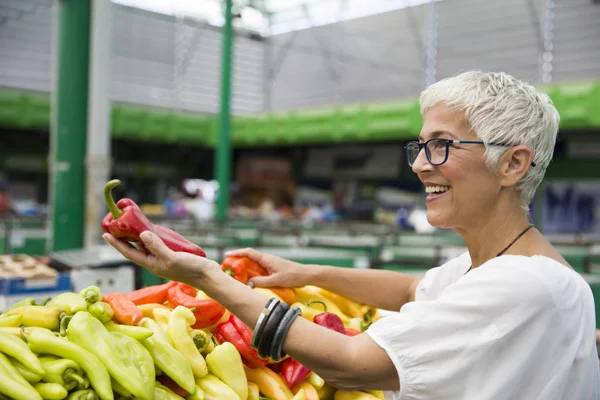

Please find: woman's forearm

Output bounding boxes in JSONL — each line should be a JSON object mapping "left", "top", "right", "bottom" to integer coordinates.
{"left": 305, "top": 265, "right": 421, "bottom": 311}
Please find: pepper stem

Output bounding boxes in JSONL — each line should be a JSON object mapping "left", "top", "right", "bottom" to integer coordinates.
{"left": 223, "top": 268, "right": 235, "bottom": 277}
{"left": 306, "top": 300, "right": 327, "bottom": 313}
{"left": 20, "top": 326, "right": 30, "bottom": 342}
{"left": 65, "top": 370, "right": 88, "bottom": 389}
{"left": 104, "top": 179, "right": 123, "bottom": 219}
{"left": 40, "top": 296, "right": 52, "bottom": 306}
{"left": 59, "top": 315, "right": 72, "bottom": 337}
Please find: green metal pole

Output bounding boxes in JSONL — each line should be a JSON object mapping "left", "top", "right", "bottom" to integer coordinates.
{"left": 49, "top": 0, "right": 91, "bottom": 251}
{"left": 215, "top": 0, "right": 234, "bottom": 223}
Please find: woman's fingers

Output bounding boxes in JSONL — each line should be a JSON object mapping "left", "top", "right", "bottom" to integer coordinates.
{"left": 102, "top": 233, "right": 157, "bottom": 268}
{"left": 140, "top": 231, "right": 174, "bottom": 261}
{"left": 224, "top": 247, "right": 265, "bottom": 263}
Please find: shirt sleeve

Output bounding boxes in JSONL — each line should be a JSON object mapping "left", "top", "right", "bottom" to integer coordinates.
{"left": 365, "top": 259, "right": 554, "bottom": 400}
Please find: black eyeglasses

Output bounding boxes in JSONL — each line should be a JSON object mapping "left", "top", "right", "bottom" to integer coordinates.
{"left": 404, "top": 138, "right": 536, "bottom": 167}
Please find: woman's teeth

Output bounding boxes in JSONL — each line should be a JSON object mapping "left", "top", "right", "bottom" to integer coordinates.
{"left": 425, "top": 185, "right": 451, "bottom": 194}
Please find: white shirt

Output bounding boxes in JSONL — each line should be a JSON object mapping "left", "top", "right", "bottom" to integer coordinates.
{"left": 366, "top": 253, "right": 600, "bottom": 400}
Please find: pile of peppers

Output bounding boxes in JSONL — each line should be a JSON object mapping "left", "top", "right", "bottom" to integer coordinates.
{"left": 0, "top": 178, "right": 383, "bottom": 400}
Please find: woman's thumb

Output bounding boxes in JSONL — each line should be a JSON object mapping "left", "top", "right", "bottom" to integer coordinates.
{"left": 140, "top": 231, "right": 171, "bottom": 258}
{"left": 247, "top": 275, "right": 277, "bottom": 288}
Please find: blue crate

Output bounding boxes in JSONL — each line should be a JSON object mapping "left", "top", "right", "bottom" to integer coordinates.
{"left": 0, "top": 273, "right": 72, "bottom": 311}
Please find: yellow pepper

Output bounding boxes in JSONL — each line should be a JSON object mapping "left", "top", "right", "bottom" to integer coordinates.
{"left": 294, "top": 288, "right": 349, "bottom": 322}
{"left": 154, "top": 382, "right": 185, "bottom": 400}
{"left": 3, "top": 306, "right": 64, "bottom": 331}
{"left": 167, "top": 306, "right": 208, "bottom": 378}
{"left": 253, "top": 287, "right": 284, "bottom": 302}
{"left": 292, "top": 381, "right": 319, "bottom": 400}
{"left": 306, "top": 372, "right": 324, "bottom": 390}
{"left": 244, "top": 365, "right": 294, "bottom": 400}
{"left": 291, "top": 302, "right": 323, "bottom": 322}
{"left": 334, "top": 391, "right": 380, "bottom": 400}
{"left": 365, "top": 390, "right": 385, "bottom": 399}
{"left": 195, "top": 373, "right": 240, "bottom": 400}
{"left": 137, "top": 303, "right": 170, "bottom": 319}
{"left": 186, "top": 385, "right": 206, "bottom": 400}
{"left": 344, "top": 318, "right": 364, "bottom": 332}
{"left": 292, "top": 389, "right": 306, "bottom": 400}
{"left": 247, "top": 382, "right": 260, "bottom": 400}
{"left": 0, "top": 315, "right": 22, "bottom": 327}
{"left": 205, "top": 342, "right": 247, "bottom": 400}
{"left": 104, "top": 321, "right": 153, "bottom": 340}
{"left": 308, "top": 287, "right": 366, "bottom": 319}
{"left": 153, "top": 307, "right": 172, "bottom": 334}
{"left": 316, "top": 383, "right": 337, "bottom": 400}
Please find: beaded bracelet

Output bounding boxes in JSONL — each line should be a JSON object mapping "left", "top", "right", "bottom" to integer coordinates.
{"left": 269, "top": 306, "right": 302, "bottom": 361}
{"left": 251, "top": 298, "right": 279, "bottom": 349}
{"left": 256, "top": 301, "right": 290, "bottom": 359}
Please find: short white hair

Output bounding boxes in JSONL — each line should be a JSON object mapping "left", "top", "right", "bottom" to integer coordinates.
{"left": 419, "top": 70, "right": 560, "bottom": 213}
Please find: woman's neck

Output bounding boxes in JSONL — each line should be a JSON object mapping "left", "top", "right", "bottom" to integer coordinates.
{"left": 456, "top": 199, "right": 532, "bottom": 270}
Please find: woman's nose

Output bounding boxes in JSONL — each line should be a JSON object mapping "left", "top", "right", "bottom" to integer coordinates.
{"left": 411, "top": 148, "right": 433, "bottom": 173}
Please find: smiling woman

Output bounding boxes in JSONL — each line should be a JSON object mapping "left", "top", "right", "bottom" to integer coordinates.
{"left": 104, "top": 70, "right": 600, "bottom": 400}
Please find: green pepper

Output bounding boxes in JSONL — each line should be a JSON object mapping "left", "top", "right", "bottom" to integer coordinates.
{"left": 104, "top": 321, "right": 153, "bottom": 340}
{"left": 154, "top": 385, "right": 181, "bottom": 400}
{"left": 110, "top": 332, "right": 155, "bottom": 399}
{"left": 39, "top": 356, "right": 87, "bottom": 391}
{"left": 6, "top": 297, "right": 37, "bottom": 311}
{"left": 0, "top": 352, "right": 42, "bottom": 400}
{"left": 3, "top": 306, "right": 65, "bottom": 330}
{"left": 140, "top": 317, "right": 196, "bottom": 395}
{"left": 154, "top": 383, "right": 186, "bottom": 400}
{"left": 48, "top": 293, "right": 88, "bottom": 315}
{"left": 0, "top": 331, "right": 45, "bottom": 375}
{"left": 33, "top": 382, "right": 68, "bottom": 400}
{"left": 80, "top": 286, "right": 103, "bottom": 305}
{"left": 88, "top": 302, "right": 114, "bottom": 323}
{"left": 67, "top": 312, "right": 149, "bottom": 400}
{"left": 187, "top": 385, "right": 206, "bottom": 400}
{"left": 23, "top": 327, "right": 113, "bottom": 400}
{"left": 0, "top": 315, "right": 23, "bottom": 327}
{"left": 67, "top": 389, "right": 100, "bottom": 400}
{"left": 111, "top": 379, "right": 131, "bottom": 398}
{"left": 10, "top": 357, "right": 43, "bottom": 383}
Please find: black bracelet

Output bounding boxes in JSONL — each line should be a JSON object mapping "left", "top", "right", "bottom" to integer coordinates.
{"left": 251, "top": 298, "right": 279, "bottom": 349}
{"left": 270, "top": 306, "right": 302, "bottom": 361}
{"left": 256, "top": 301, "right": 290, "bottom": 359}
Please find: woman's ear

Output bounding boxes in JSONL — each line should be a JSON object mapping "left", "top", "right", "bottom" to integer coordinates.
{"left": 499, "top": 145, "right": 534, "bottom": 187}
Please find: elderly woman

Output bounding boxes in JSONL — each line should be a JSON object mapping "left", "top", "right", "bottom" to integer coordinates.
{"left": 104, "top": 71, "right": 599, "bottom": 399}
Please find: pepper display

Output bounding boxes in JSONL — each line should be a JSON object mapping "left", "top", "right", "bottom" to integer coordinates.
{"left": 24, "top": 327, "right": 113, "bottom": 400}
{"left": 167, "top": 306, "right": 208, "bottom": 378}
{"left": 167, "top": 283, "right": 225, "bottom": 329}
{"left": 244, "top": 365, "right": 294, "bottom": 400}
{"left": 205, "top": 341, "right": 248, "bottom": 400}
{"left": 66, "top": 312, "right": 150, "bottom": 400}
{"left": 102, "top": 180, "right": 206, "bottom": 257}
{"left": 139, "top": 318, "right": 196, "bottom": 395}
{"left": 216, "top": 314, "right": 267, "bottom": 368}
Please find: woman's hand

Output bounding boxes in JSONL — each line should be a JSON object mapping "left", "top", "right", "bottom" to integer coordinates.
{"left": 102, "top": 231, "right": 221, "bottom": 285}
{"left": 224, "top": 248, "right": 313, "bottom": 288}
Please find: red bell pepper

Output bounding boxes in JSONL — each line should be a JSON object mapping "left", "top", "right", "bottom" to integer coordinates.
{"left": 102, "top": 180, "right": 206, "bottom": 257}
{"left": 221, "top": 257, "right": 250, "bottom": 284}
{"left": 216, "top": 314, "right": 268, "bottom": 368}
{"left": 126, "top": 281, "right": 178, "bottom": 305}
{"left": 281, "top": 358, "right": 311, "bottom": 388}
{"left": 167, "top": 283, "right": 225, "bottom": 329}
{"left": 103, "top": 292, "right": 143, "bottom": 326}
{"left": 308, "top": 300, "right": 345, "bottom": 334}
